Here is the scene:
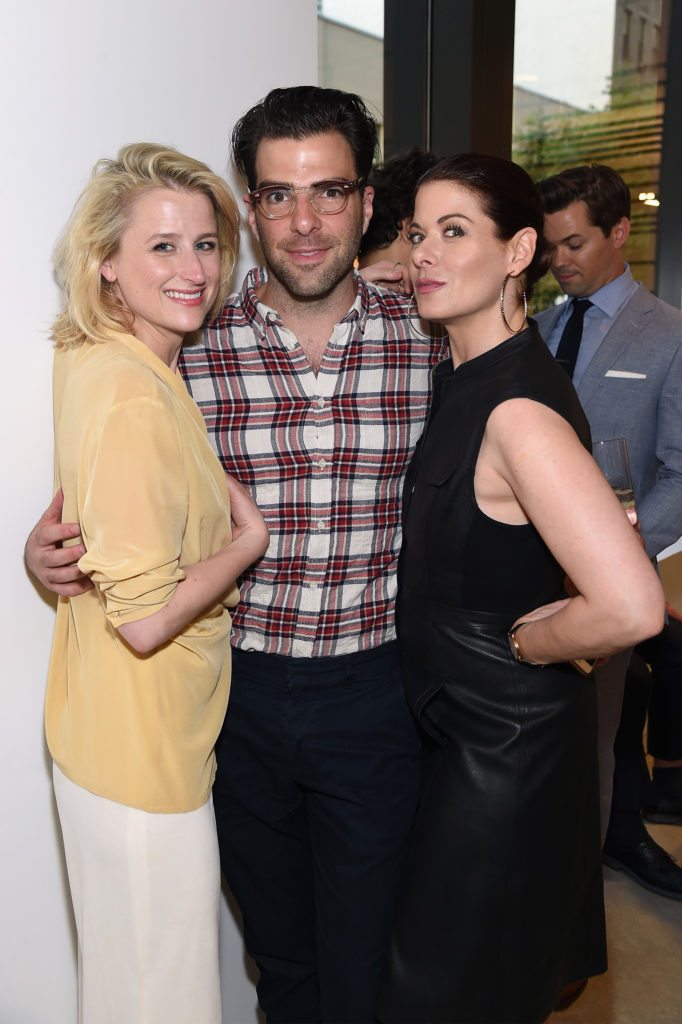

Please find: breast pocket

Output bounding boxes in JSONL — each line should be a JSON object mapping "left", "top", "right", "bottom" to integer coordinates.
{"left": 589, "top": 372, "right": 655, "bottom": 442}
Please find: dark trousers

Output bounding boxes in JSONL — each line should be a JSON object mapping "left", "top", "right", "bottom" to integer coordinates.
{"left": 609, "top": 618, "right": 682, "bottom": 829}
{"left": 213, "top": 641, "right": 422, "bottom": 1024}
{"left": 610, "top": 653, "right": 652, "bottom": 815}
{"left": 642, "top": 617, "right": 682, "bottom": 761}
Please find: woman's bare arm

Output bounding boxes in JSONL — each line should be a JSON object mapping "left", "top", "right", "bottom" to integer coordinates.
{"left": 479, "top": 399, "right": 664, "bottom": 665}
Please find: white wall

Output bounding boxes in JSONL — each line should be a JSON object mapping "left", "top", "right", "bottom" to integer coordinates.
{"left": 0, "top": 3, "right": 317, "bottom": 1021}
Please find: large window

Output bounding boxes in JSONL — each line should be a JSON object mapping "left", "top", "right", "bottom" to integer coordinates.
{"left": 513, "top": 0, "right": 670, "bottom": 307}
{"left": 317, "top": 0, "right": 384, "bottom": 149}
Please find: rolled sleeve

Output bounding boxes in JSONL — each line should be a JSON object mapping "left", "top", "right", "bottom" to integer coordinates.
{"left": 78, "top": 395, "right": 189, "bottom": 626}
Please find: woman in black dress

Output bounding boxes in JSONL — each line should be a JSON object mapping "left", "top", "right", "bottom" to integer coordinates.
{"left": 377, "top": 155, "right": 664, "bottom": 1024}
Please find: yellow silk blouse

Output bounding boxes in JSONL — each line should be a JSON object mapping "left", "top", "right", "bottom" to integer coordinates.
{"left": 46, "top": 330, "right": 239, "bottom": 812}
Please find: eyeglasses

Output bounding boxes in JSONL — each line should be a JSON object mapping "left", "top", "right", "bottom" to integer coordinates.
{"left": 248, "top": 177, "right": 364, "bottom": 219}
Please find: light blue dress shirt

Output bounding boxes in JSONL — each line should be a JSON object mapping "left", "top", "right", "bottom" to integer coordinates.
{"left": 545, "top": 266, "right": 639, "bottom": 388}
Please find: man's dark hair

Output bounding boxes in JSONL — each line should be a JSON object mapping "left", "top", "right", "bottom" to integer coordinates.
{"left": 231, "top": 86, "right": 379, "bottom": 190}
{"left": 419, "top": 153, "right": 551, "bottom": 300}
{"left": 358, "top": 148, "right": 439, "bottom": 258}
{"left": 537, "top": 164, "right": 631, "bottom": 236}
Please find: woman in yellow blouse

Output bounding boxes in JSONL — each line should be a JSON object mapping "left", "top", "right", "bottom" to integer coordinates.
{"left": 46, "top": 143, "right": 269, "bottom": 1023}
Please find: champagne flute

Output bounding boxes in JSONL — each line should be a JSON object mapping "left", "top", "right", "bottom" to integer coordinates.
{"left": 592, "top": 437, "right": 638, "bottom": 528}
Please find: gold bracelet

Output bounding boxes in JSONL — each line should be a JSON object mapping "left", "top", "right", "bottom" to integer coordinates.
{"left": 508, "top": 622, "right": 597, "bottom": 676}
{"left": 507, "top": 621, "right": 545, "bottom": 666}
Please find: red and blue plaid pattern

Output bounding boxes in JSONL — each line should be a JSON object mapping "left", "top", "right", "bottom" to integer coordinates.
{"left": 180, "top": 269, "right": 446, "bottom": 657}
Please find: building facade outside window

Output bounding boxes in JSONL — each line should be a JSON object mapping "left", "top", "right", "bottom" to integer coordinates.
{"left": 513, "top": 0, "right": 670, "bottom": 308}
{"left": 318, "top": 1, "right": 676, "bottom": 309}
{"left": 317, "top": 0, "right": 384, "bottom": 150}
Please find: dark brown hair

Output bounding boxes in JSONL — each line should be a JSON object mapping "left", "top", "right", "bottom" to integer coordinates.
{"left": 537, "top": 164, "right": 631, "bottom": 236}
{"left": 231, "top": 86, "right": 379, "bottom": 190}
{"left": 359, "top": 148, "right": 439, "bottom": 257}
{"left": 418, "top": 153, "right": 551, "bottom": 299}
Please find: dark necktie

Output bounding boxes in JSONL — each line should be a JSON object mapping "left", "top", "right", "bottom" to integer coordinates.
{"left": 555, "top": 298, "right": 593, "bottom": 379}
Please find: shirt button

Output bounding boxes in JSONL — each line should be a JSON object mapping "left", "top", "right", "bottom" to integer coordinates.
{"left": 309, "top": 581, "right": 319, "bottom": 590}
{"left": 318, "top": 458, "right": 328, "bottom": 469}
{"left": 316, "top": 397, "right": 325, "bottom": 409}
{"left": 316, "top": 519, "right": 325, "bottom": 529}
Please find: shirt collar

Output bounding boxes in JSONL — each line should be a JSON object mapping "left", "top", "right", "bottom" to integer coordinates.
{"left": 584, "top": 264, "right": 636, "bottom": 319}
{"left": 239, "top": 265, "right": 366, "bottom": 333}
{"left": 239, "top": 266, "right": 273, "bottom": 327}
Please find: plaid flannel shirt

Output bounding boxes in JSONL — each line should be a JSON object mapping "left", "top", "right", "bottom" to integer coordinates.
{"left": 180, "top": 268, "right": 446, "bottom": 657}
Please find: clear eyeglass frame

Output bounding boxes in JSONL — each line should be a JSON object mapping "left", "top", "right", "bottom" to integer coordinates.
{"left": 248, "top": 177, "right": 365, "bottom": 219}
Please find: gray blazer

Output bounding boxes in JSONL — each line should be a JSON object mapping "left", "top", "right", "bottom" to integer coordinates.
{"left": 535, "top": 283, "right": 682, "bottom": 557}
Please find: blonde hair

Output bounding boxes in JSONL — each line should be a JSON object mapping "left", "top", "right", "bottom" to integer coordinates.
{"left": 53, "top": 142, "right": 240, "bottom": 347}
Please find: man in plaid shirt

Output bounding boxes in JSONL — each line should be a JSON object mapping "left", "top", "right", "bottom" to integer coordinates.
{"left": 28, "top": 87, "right": 445, "bottom": 1023}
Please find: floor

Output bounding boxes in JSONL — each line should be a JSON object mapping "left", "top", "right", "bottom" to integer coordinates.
{"left": 560, "top": 823, "right": 682, "bottom": 1024}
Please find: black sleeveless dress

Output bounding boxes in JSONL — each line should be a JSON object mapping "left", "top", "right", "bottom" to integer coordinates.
{"left": 377, "top": 323, "right": 607, "bottom": 1024}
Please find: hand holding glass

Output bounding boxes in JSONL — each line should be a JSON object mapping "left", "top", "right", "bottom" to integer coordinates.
{"left": 592, "top": 438, "right": 638, "bottom": 528}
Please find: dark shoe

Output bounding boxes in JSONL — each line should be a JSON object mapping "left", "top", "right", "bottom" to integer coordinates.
{"left": 643, "top": 797, "right": 682, "bottom": 826}
{"left": 603, "top": 834, "right": 682, "bottom": 899}
{"left": 555, "top": 978, "right": 588, "bottom": 1012}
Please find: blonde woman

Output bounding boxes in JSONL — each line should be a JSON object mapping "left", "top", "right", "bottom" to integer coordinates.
{"left": 46, "top": 144, "right": 268, "bottom": 1023}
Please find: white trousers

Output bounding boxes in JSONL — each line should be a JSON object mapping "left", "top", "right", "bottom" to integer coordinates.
{"left": 53, "top": 764, "right": 222, "bottom": 1024}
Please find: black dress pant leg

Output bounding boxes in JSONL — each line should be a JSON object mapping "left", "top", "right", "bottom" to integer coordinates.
{"left": 301, "top": 643, "right": 422, "bottom": 1023}
{"left": 643, "top": 617, "right": 682, "bottom": 761}
{"left": 610, "top": 653, "right": 653, "bottom": 818}
{"left": 213, "top": 644, "right": 421, "bottom": 1024}
{"left": 213, "top": 648, "right": 319, "bottom": 1024}
{"left": 608, "top": 618, "right": 682, "bottom": 839}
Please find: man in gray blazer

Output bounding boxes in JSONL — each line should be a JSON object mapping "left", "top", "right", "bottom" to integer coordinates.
{"left": 536, "top": 163, "right": 682, "bottom": 902}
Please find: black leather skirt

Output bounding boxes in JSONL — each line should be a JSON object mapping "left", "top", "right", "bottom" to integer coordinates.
{"left": 377, "top": 592, "right": 607, "bottom": 1024}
